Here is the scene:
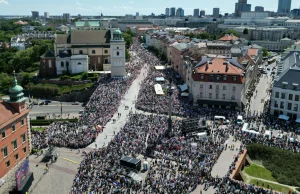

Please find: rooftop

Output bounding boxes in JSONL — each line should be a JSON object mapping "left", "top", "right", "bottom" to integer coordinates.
{"left": 0, "top": 100, "right": 19, "bottom": 126}
{"left": 219, "top": 34, "right": 239, "bottom": 41}
{"left": 247, "top": 48, "right": 258, "bottom": 56}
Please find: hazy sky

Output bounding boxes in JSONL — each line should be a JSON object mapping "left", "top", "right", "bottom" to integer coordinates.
{"left": 0, "top": 0, "right": 299, "bottom": 16}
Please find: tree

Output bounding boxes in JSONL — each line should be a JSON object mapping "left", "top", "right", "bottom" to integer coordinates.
{"left": 243, "top": 28, "right": 248, "bottom": 35}
{"left": 122, "top": 33, "right": 133, "bottom": 49}
{"left": 198, "top": 32, "right": 212, "bottom": 40}
{"left": 262, "top": 48, "right": 269, "bottom": 57}
{"left": 125, "top": 49, "right": 130, "bottom": 62}
{"left": 223, "top": 29, "right": 239, "bottom": 37}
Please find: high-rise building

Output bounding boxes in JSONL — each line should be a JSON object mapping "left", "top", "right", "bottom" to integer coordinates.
{"left": 63, "top": 13, "right": 70, "bottom": 21}
{"left": 31, "top": 11, "right": 39, "bottom": 20}
{"left": 0, "top": 72, "right": 31, "bottom": 178}
{"left": 176, "top": 8, "right": 184, "bottom": 17}
{"left": 200, "top": 10, "right": 205, "bottom": 17}
{"left": 165, "top": 8, "right": 170, "bottom": 16}
{"left": 291, "top": 9, "right": 300, "bottom": 17}
{"left": 235, "top": 0, "right": 251, "bottom": 17}
{"left": 44, "top": 12, "right": 49, "bottom": 19}
{"left": 277, "top": 0, "right": 292, "bottom": 14}
{"left": 213, "top": 8, "right": 220, "bottom": 18}
{"left": 170, "top": 7, "right": 176, "bottom": 16}
{"left": 136, "top": 12, "right": 139, "bottom": 16}
{"left": 255, "top": 6, "right": 264, "bottom": 12}
{"left": 193, "top": 8, "right": 200, "bottom": 17}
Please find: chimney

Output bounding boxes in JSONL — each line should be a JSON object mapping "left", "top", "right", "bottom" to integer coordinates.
{"left": 226, "top": 61, "right": 229, "bottom": 72}
{"left": 206, "top": 61, "right": 210, "bottom": 70}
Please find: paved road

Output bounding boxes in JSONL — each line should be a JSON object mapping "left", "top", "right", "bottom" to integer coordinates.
{"left": 211, "top": 136, "right": 242, "bottom": 178}
{"left": 89, "top": 64, "right": 149, "bottom": 148}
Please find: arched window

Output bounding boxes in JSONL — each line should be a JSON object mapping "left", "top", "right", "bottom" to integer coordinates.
{"left": 61, "top": 61, "right": 64, "bottom": 67}
{"left": 77, "top": 62, "right": 82, "bottom": 65}
{"left": 116, "top": 51, "right": 119, "bottom": 56}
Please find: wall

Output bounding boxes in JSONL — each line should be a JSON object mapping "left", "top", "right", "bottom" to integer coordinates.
{"left": 39, "top": 57, "right": 57, "bottom": 78}
{"left": 53, "top": 84, "right": 97, "bottom": 102}
{"left": 70, "top": 58, "right": 88, "bottom": 74}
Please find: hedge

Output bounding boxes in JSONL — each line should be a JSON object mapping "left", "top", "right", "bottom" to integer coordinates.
{"left": 247, "top": 143, "right": 300, "bottom": 187}
{"left": 30, "top": 118, "right": 78, "bottom": 126}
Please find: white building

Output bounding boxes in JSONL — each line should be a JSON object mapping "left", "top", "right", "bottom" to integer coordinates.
{"left": 110, "top": 29, "right": 126, "bottom": 77}
{"left": 22, "top": 26, "right": 35, "bottom": 32}
{"left": 270, "top": 51, "right": 300, "bottom": 120}
{"left": 44, "top": 12, "right": 49, "bottom": 19}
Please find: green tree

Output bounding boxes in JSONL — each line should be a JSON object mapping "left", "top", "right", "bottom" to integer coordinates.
{"left": 198, "top": 32, "right": 212, "bottom": 40}
{"left": 0, "top": 73, "right": 13, "bottom": 94}
{"left": 262, "top": 48, "right": 269, "bottom": 57}
{"left": 243, "top": 28, "right": 248, "bottom": 35}
{"left": 125, "top": 49, "right": 130, "bottom": 62}
{"left": 223, "top": 29, "right": 239, "bottom": 37}
{"left": 122, "top": 33, "right": 133, "bottom": 49}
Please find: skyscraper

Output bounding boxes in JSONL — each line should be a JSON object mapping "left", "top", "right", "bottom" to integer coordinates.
{"left": 136, "top": 12, "right": 139, "bottom": 16}
{"left": 213, "top": 8, "right": 220, "bottom": 18}
{"left": 31, "top": 11, "right": 39, "bottom": 20}
{"left": 170, "top": 7, "right": 176, "bottom": 16}
{"left": 44, "top": 12, "right": 49, "bottom": 19}
{"left": 235, "top": 0, "right": 251, "bottom": 17}
{"left": 165, "top": 8, "right": 170, "bottom": 16}
{"left": 193, "top": 9, "right": 200, "bottom": 17}
{"left": 176, "top": 8, "right": 184, "bottom": 17}
{"left": 200, "top": 10, "right": 206, "bottom": 17}
{"left": 277, "top": 0, "right": 292, "bottom": 14}
{"left": 63, "top": 13, "right": 70, "bottom": 21}
{"left": 255, "top": 6, "right": 264, "bottom": 12}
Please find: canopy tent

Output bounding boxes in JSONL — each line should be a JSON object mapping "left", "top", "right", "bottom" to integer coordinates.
{"left": 181, "top": 92, "right": 189, "bottom": 97}
{"left": 154, "top": 84, "right": 164, "bottom": 95}
{"left": 155, "top": 77, "right": 165, "bottom": 82}
{"left": 155, "top": 66, "right": 166, "bottom": 70}
{"left": 296, "top": 118, "right": 300, "bottom": 123}
{"left": 278, "top": 114, "right": 289, "bottom": 121}
{"left": 180, "top": 84, "right": 188, "bottom": 92}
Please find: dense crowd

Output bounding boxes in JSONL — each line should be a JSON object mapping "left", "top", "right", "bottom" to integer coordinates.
{"left": 31, "top": 38, "right": 144, "bottom": 150}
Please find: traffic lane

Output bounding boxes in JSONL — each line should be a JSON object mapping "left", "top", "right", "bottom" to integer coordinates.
{"left": 30, "top": 103, "right": 83, "bottom": 117}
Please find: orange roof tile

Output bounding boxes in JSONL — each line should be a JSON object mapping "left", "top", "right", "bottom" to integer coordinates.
{"left": 194, "top": 58, "right": 244, "bottom": 75}
{"left": 247, "top": 48, "right": 258, "bottom": 56}
{"left": 219, "top": 34, "right": 239, "bottom": 41}
{"left": 0, "top": 100, "right": 19, "bottom": 126}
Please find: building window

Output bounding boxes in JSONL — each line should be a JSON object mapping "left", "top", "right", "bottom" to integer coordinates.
{"left": 280, "top": 101, "right": 284, "bottom": 109}
{"left": 231, "top": 95, "right": 235, "bottom": 100}
{"left": 104, "top": 50, "right": 108, "bottom": 54}
{"left": 275, "top": 92, "right": 279, "bottom": 98}
{"left": 295, "top": 95, "right": 299, "bottom": 101}
{"left": 281, "top": 93, "right": 285, "bottom": 99}
{"left": 6, "top": 160, "right": 10, "bottom": 168}
{"left": 200, "top": 74, "right": 204, "bottom": 80}
{"left": 287, "top": 103, "right": 292, "bottom": 110}
{"left": 274, "top": 101, "right": 278, "bottom": 108}
{"left": 77, "top": 62, "right": 82, "bottom": 65}
{"left": 61, "top": 61, "right": 64, "bottom": 67}
{"left": 223, "top": 86, "right": 226, "bottom": 90}
{"left": 21, "top": 119, "right": 24, "bottom": 126}
{"left": 3, "top": 146, "right": 8, "bottom": 157}
{"left": 117, "top": 51, "right": 120, "bottom": 56}
{"left": 209, "top": 93, "right": 212, "bottom": 98}
{"left": 79, "top": 50, "right": 83, "bottom": 54}
{"left": 200, "top": 84, "right": 203, "bottom": 89}
{"left": 12, "top": 124, "right": 16, "bottom": 132}
{"left": 216, "top": 76, "right": 220, "bottom": 81}
{"left": 232, "top": 76, "right": 237, "bottom": 81}
{"left": 22, "top": 133, "right": 26, "bottom": 143}
{"left": 216, "top": 93, "right": 219, "bottom": 99}
{"left": 294, "top": 104, "right": 298, "bottom": 111}
{"left": 200, "top": 92, "right": 203, "bottom": 98}
{"left": 117, "top": 47, "right": 119, "bottom": 49}
{"left": 23, "top": 147, "right": 27, "bottom": 153}
{"left": 92, "top": 50, "right": 96, "bottom": 54}
{"left": 105, "top": 59, "right": 108, "bottom": 64}
{"left": 98, "top": 57, "right": 101, "bottom": 64}
{"left": 216, "top": 85, "right": 219, "bottom": 90}
{"left": 48, "top": 60, "right": 52, "bottom": 68}
{"left": 14, "top": 153, "right": 19, "bottom": 161}
{"left": 66, "top": 61, "right": 69, "bottom": 67}
{"left": 209, "top": 85, "right": 212, "bottom": 89}
{"left": 223, "top": 76, "right": 227, "bottom": 81}
{"left": 233, "top": 86, "right": 236, "bottom": 92}
{"left": 289, "top": 94, "right": 293, "bottom": 100}
{"left": 12, "top": 139, "right": 18, "bottom": 150}
{"left": 222, "top": 94, "right": 226, "bottom": 99}
{"left": 2, "top": 131, "right": 6, "bottom": 139}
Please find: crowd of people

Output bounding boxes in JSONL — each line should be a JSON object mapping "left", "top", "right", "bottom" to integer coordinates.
{"left": 31, "top": 38, "right": 143, "bottom": 150}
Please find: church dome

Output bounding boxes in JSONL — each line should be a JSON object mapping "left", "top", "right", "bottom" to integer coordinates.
{"left": 113, "top": 29, "right": 122, "bottom": 35}
{"left": 9, "top": 75, "right": 23, "bottom": 94}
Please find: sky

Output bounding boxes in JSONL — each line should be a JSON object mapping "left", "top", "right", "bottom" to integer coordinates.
{"left": 0, "top": 0, "right": 299, "bottom": 16}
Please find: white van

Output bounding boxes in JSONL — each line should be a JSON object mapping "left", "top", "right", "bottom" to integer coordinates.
{"left": 197, "top": 132, "right": 207, "bottom": 140}
{"left": 237, "top": 115, "right": 243, "bottom": 125}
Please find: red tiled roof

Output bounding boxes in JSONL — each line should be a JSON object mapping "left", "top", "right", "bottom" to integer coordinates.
{"left": 219, "top": 34, "right": 239, "bottom": 41}
{"left": 0, "top": 100, "right": 19, "bottom": 126}
{"left": 194, "top": 58, "right": 244, "bottom": 75}
{"left": 247, "top": 48, "right": 258, "bottom": 56}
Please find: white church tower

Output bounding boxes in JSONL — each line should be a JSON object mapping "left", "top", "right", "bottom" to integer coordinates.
{"left": 110, "top": 29, "right": 126, "bottom": 78}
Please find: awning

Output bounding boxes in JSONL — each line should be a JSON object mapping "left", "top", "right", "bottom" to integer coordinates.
{"left": 155, "top": 66, "right": 165, "bottom": 70}
{"left": 278, "top": 114, "right": 289, "bottom": 121}
{"left": 197, "top": 100, "right": 238, "bottom": 107}
{"left": 181, "top": 92, "right": 189, "bottom": 97}
{"left": 296, "top": 118, "right": 300, "bottom": 123}
{"left": 155, "top": 77, "right": 165, "bottom": 82}
{"left": 180, "top": 84, "right": 188, "bottom": 92}
{"left": 154, "top": 84, "right": 164, "bottom": 95}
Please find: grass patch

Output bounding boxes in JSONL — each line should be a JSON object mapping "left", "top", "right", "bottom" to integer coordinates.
{"left": 35, "top": 83, "right": 93, "bottom": 94}
{"left": 249, "top": 179, "right": 293, "bottom": 193}
{"left": 31, "top": 127, "right": 46, "bottom": 131}
{"left": 244, "top": 163, "right": 276, "bottom": 182}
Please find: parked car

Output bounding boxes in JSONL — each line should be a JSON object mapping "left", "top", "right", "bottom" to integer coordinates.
{"left": 33, "top": 101, "right": 38, "bottom": 105}
{"left": 72, "top": 101, "right": 80, "bottom": 105}
{"left": 45, "top": 99, "right": 52, "bottom": 103}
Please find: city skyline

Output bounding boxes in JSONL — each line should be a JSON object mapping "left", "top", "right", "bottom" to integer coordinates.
{"left": 0, "top": 0, "right": 299, "bottom": 16}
